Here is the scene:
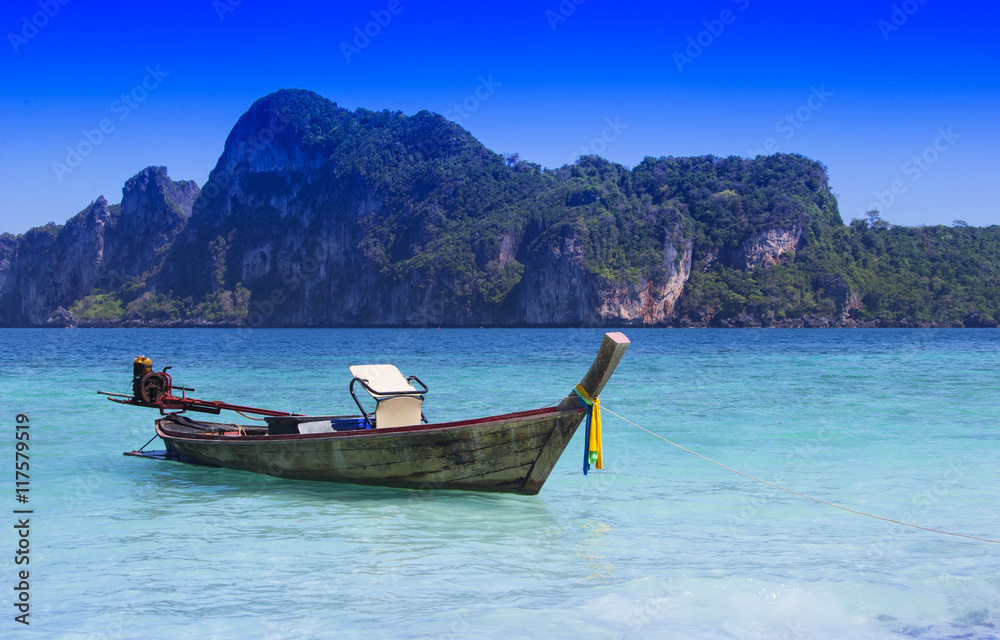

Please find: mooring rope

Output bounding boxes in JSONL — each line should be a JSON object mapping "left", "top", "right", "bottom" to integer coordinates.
{"left": 600, "top": 404, "right": 1000, "bottom": 545}
{"left": 233, "top": 409, "right": 267, "bottom": 422}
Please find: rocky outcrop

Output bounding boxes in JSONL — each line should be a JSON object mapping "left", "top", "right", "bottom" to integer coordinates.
{"left": 517, "top": 225, "right": 589, "bottom": 325}
{"left": 112, "top": 167, "right": 199, "bottom": 277}
{"left": 46, "top": 306, "right": 77, "bottom": 327}
{"left": 518, "top": 224, "right": 691, "bottom": 326}
{"left": 155, "top": 92, "right": 372, "bottom": 304}
{"left": 963, "top": 310, "right": 998, "bottom": 328}
{"left": 0, "top": 168, "right": 199, "bottom": 325}
{"left": 820, "top": 276, "right": 863, "bottom": 321}
{"left": 0, "top": 233, "right": 18, "bottom": 325}
{"left": 700, "top": 226, "right": 804, "bottom": 272}
{"left": 7, "top": 200, "right": 113, "bottom": 325}
{"left": 591, "top": 239, "right": 691, "bottom": 326}
{"left": 1, "top": 89, "right": 861, "bottom": 328}
{"left": 152, "top": 91, "right": 720, "bottom": 327}
{"left": 742, "top": 227, "right": 804, "bottom": 269}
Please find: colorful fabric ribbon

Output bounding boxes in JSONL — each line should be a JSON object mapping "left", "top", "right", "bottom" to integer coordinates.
{"left": 574, "top": 384, "right": 603, "bottom": 475}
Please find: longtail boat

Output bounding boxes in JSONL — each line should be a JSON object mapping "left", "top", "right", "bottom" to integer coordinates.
{"left": 102, "top": 332, "right": 630, "bottom": 494}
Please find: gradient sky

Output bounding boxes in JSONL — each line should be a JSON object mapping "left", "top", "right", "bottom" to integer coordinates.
{"left": 2, "top": 0, "right": 997, "bottom": 235}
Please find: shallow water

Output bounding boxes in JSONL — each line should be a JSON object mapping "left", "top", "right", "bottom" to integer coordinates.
{"left": 1, "top": 328, "right": 998, "bottom": 639}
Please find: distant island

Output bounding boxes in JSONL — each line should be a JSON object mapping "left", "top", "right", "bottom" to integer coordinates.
{"left": 1, "top": 89, "right": 997, "bottom": 328}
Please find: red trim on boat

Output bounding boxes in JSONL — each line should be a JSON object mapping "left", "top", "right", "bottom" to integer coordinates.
{"left": 156, "top": 406, "right": 586, "bottom": 442}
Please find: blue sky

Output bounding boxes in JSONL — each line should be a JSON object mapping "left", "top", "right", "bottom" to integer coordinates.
{"left": 1, "top": 0, "right": 997, "bottom": 234}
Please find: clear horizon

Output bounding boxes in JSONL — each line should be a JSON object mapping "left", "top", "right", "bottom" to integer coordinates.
{"left": 2, "top": 0, "right": 997, "bottom": 235}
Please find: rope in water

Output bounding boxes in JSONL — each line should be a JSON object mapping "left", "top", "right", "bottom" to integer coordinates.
{"left": 600, "top": 404, "right": 1000, "bottom": 545}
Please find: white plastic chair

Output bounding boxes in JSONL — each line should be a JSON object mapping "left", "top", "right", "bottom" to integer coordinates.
{"left": 349, "top": 364, "right": 427, "bottom": 428}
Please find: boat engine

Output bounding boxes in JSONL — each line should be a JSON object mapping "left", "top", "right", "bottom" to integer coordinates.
{"left": 132, "top": 356, "right": 151, "bottom": 397}
{"left": 132, "top": 356, "right": 172, "bottom": 404}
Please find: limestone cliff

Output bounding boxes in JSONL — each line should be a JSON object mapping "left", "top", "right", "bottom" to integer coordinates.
{"left": 0, "top": 233, "right": 18, "bottom": 325}
{"left": 2, "top": 89, "right": 874, "bottom": 328}
{"left": 742, "top": 227, "right": 804, "bottom": 269}
{"left": 114, "top": 166, "right": 199, "bottom": 276}
{"left": 154, "top": 91, "right": 753, "bottom": 327}
{"left": 0, "top": 168, "right": 198, "bottom": 325}
{"left": 518, "top": 224, "right": 691, "bottom": 326}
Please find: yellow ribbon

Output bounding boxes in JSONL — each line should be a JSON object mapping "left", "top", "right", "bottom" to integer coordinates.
{"left": 574, "top": 384, "right": 603, "bottom": 470}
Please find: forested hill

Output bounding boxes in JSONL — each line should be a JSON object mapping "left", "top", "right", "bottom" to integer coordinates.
{"left": 1, "top": 89, "right": 997, "bottom": 328}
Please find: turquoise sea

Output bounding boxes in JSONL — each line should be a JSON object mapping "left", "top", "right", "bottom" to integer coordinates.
{"left": 1, "top": 328, "right": 998, "bottom": 639}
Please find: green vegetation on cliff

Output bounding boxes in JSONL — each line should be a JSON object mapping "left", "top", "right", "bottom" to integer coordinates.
{"left": 143, "top": 89, "right": 1000, "bottom": 327}
{"left": 4, "top": 89, "right": 997, "bottom": 327}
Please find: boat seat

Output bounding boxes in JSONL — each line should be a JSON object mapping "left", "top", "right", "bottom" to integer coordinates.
{"left": 349, "top": 364, "right": 427, "bottom": 428}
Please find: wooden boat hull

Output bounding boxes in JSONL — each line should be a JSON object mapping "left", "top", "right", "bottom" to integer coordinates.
{"left": 127, "top": 332, "right": 630, "bottom": 495}
{"left": 156, "top": 406, "right": 587, "bottom": 495}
